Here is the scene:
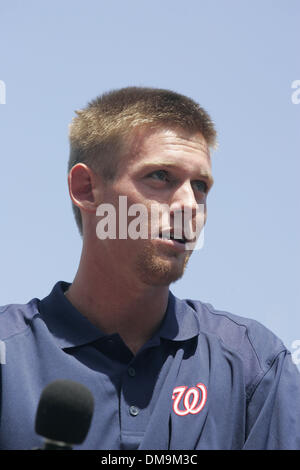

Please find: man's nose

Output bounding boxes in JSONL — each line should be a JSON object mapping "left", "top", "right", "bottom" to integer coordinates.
{"left": 168, "top": 182, "right": 206, "bottom": 241}
{"left": 169, "top": 181, "right": 199, "bottom": 215}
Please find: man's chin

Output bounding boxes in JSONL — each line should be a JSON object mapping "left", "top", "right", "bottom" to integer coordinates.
{"left": 136, "top": 248, "right": 191, "bottom": 286}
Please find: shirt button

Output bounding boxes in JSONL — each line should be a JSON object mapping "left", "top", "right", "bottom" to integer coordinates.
{"left": 129, "top": 406, "right": 139, "bottom": 417}
{"left": 128, "top": 367, "right": 136, "bottom": 377}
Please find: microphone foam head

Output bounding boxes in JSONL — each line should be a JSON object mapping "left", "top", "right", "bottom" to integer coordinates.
{"left": 35, "top": 379, "right": 94, "bottom": 445}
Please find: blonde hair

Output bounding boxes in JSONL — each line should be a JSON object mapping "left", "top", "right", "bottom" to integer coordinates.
{"left": 68, "top": 86, "right": 217, "bottom": 235}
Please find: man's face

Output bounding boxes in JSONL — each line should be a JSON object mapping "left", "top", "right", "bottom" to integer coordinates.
{"left": 97, "top": 127, "right": 213, "bottom": 286}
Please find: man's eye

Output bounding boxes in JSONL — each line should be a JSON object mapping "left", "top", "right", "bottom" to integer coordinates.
{"left": 193, "top": 180, "right": 208, "bottom": 193}
{"left": 149, "top": 170, "right": 169, "bottom": 181}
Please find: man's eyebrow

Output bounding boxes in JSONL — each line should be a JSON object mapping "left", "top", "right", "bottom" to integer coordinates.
{"left": 139, "top": 161, "right": 214, "bottom": 186}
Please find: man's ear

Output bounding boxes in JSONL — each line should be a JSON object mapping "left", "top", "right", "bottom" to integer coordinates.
{"left": 68, "top": 163, "right": 103, "bottom": 214}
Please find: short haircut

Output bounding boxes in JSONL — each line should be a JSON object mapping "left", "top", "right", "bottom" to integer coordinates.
{"left": 68, "top": 86, "right": 217, "bottom": 235}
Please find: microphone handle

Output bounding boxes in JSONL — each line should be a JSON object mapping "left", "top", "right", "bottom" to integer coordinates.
{"left": 32, "top": 438, "right": 73, "bottom": 450}
{"left": 43, "top": 439, "right": 73, "bottom": 450}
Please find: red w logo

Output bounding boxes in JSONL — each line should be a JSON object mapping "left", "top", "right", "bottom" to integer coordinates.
{"left": 172, "top": 383, "right": 207, "bottom": 416}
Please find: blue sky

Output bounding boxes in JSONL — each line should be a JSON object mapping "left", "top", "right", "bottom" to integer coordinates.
{"left": 0, "top": 0, "right": 299, "bottom": 361}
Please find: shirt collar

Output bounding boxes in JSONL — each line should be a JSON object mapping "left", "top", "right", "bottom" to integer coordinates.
{"left": 38, "top": 281, "right": 105, "bottom": 349}
{"left": 38, "top": 281, "right": 201, "bottom": 350}
{"left": 158, "top": 291, "right": 201, "bottom": 342}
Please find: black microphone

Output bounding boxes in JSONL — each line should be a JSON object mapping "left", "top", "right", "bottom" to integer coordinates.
{"left": 34, "top": 379, "right": 94, "bottom": 450}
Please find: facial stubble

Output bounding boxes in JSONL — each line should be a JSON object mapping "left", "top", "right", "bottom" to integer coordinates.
{"left": 135, "top": 240, "right": 192, "bottom": 286}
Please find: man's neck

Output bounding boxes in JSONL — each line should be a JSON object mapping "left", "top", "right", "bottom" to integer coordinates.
{"left": 65, "top": 261, "right": 170, "bottom": 355}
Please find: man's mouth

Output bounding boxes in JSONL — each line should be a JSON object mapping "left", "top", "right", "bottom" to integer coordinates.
{"left": 158, "top": 231, "right": 187, "bottom": 244}
{"left": 156, "top": 229, "right": 197, "bottom": 247}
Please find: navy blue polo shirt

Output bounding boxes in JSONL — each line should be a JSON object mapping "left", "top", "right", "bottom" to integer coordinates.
{"left": 1, "top": 281, "right": 300, "bottom": 450}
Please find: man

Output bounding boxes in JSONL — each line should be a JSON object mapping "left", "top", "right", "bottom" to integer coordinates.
{"left": 1, "top": 87, "right": 300, "bottom": 450}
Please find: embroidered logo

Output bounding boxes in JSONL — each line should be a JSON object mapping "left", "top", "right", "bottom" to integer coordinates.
{"left": 172, "top": 383, "right": 207, "bottom": 416}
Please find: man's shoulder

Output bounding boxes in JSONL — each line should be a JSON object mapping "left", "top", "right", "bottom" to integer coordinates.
{"left": 182, "top": 297, "right": 288, "bottom": 391}
{"left": 191, "top": 299, "right": 285, "bottom": 350}
{"left": 0, "top": 298, "right": 40, "bottom": 341}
